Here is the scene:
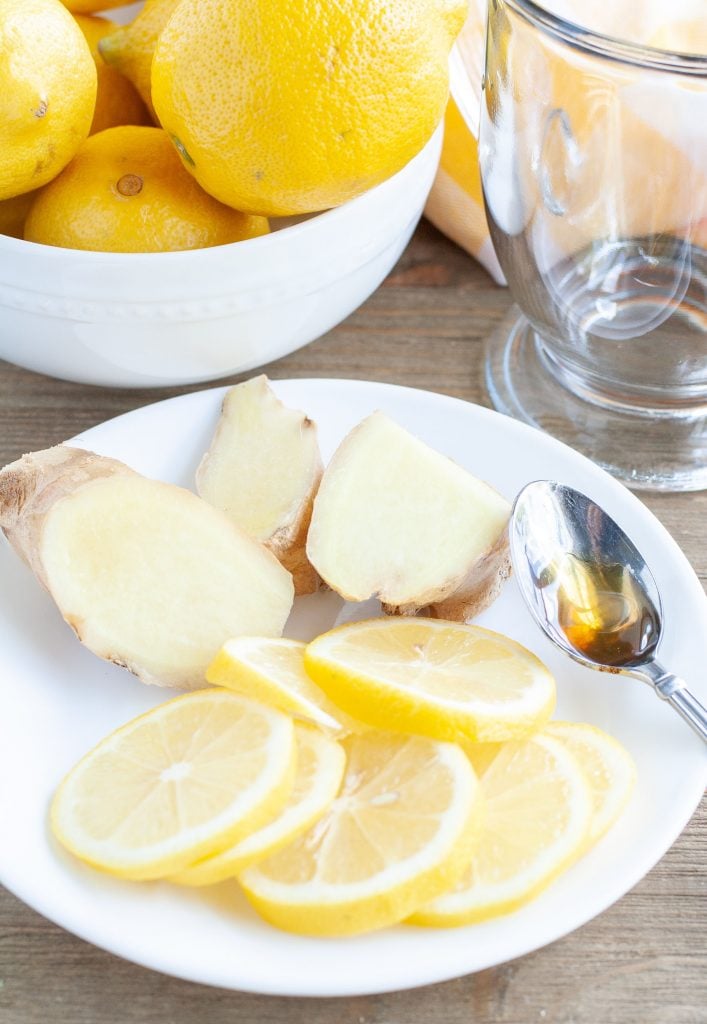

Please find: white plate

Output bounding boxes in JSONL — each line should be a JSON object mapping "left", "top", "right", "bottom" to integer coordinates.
{"left": 0, "top": 379, "right": 705, "bottom": 997}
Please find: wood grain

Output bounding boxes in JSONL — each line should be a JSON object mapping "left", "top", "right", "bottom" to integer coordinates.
{"left": 0, "top": 222, "right": 705, "bottom": 1024}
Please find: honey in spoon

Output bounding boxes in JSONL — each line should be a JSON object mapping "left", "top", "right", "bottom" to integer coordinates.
{"left": 545, "top": 553, "right": 659, "bottom": 667}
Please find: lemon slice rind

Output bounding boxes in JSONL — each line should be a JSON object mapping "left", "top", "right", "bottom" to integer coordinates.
{"left": 545, "top": 721, "right": 636, "bottom": 846}
{"left": 207, "top": 636, "right": 344, "bottom": 732}
{"left": 304, "top": 618, "right": 556, "bottom": 743}
{"left": 409, "top": 733, "right": 592, "bottom": 927}
{"left": 172, "top": 722, "right": 346, "bottom": 886}
{"left": 51, "top": 689, "right": 296, "bottom": 880}
{"left": 239, "top": 734, "right": 484, "bottom": 936}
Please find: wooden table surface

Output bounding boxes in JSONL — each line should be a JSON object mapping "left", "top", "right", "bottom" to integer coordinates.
{"left": 0, "top": 222, "right": 705, "bottom": 1024}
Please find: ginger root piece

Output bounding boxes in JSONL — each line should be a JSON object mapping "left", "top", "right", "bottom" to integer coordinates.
{"left": 196, "top": 376, "right": 323, "bottom": 595}
{"left": 306, "top": 413, "right": 511, "bottom": 620}
{"left": 0, "top": 446, "right": 294, "bottom": 689}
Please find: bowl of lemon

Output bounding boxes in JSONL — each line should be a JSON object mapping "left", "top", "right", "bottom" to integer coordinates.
{"left": 0, "top": 0, "right": 462, "bottom": 387}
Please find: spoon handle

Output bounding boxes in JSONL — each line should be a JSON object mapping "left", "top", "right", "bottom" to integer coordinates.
{"left": 641, "top": 662, "right": 707, "bottom": 743}
{"left": 668, "top": 688, "right": 707, "bottom": 742}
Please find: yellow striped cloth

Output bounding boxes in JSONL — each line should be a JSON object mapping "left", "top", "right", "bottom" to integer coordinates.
{"left": 424, "top": 2, "right": 504, "bottom": 283}
{"left": 424, "top": 98, "right": 504, "bottom": 284}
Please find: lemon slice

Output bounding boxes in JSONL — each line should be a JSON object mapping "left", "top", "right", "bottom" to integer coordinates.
{"left": 462, "top": 740, "right": 504, "bottom": 777}
{"left": 172, "top": 722, "right": 346, "bottom": 886}
{"left": 207, "top": 637, "right": 345, "bottom": 732}
{"left": 410, "top": 733, "right": 592, "bottom": 926}
{"left": 51, "top": 690, "right": 296, "bottom": 880}
{"left": 545, "top": 722, "right": 636, "bottom": 845}
{"left": 304, "top": 618, "right": 556, "bottom": 743}
{"left": 239, "top": 731, "right": 484, "bottom": 936}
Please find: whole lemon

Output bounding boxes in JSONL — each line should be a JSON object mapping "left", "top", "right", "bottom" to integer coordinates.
{"left": 0, "top": 192, "right": 37, "bottom": 238}
{"left": 152, "top": 0, "right": 468, "bottom": 216}
{"left": 0, "top": 0, "right": 97, "bottom": 201}
{"left": 99, "top": 0, "right": 181, "bottom": 122}
{"left": 75, "top": 15, "right": 151, "bottom": 134}
{"left": 60, "top": 0, "right": 134, "bottom": 13}
{"left": 24, "top": 126, "right": 270, "bottom": 252}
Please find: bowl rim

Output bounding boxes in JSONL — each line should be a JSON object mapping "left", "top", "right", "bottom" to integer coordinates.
{"left": 0, "top": 124, "right": 443, "bottom": 264}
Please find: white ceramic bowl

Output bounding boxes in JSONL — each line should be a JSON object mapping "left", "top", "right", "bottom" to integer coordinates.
{"left": 0, "top": 126, "right": 442, "bottom": 388}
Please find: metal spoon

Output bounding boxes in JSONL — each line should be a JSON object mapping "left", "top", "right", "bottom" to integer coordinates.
{"left": 510, "top": 480, "right": 707, "bottom": 743}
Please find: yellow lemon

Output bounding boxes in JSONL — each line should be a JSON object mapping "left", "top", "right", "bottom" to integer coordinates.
{"left": 25, "top": 126, "right": 270, "bottom": 252}
{"left": 172, "top": 722, "right": 346, "bottom": 886}
{"left": 240, "top": 730, "right": 483, "bottom": 936}
{"left": 207, "top": 636, "right": 369, "bottom": 734}
{"left": 51, "top": 689, "right": 297, "bottom": 880}
{"left": 461, "top": 740, "right": 504, "bottom": 777}
{"left": 410, "top": 733, "right": 592, "bottom": 926}
{"left": 74, "top": 15, "right": 151, "bottom": 134}
{"left": 0, "top": 0, "right": 97, "bottom": 201}
{"left": 151, "top": 0, "right": 468, "bottom": 216}
{"left": 0, "top": 192, "right": 37, "bottom": 239}
{"left": 544, "top": 722, "right": 636, "bottom": 847}
{"left": 304, "top": 618, "right": 556, "bottom": 744}
{"left": 60, "top": 0, "right": 135, "bottom": 13}
{"left": 99, "top": 0, "right": 181, "bottom": 121}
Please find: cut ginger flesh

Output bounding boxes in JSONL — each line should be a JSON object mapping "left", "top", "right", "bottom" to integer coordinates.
{"left": 40, "top": 473, "right": 294, "bottom": 689}
{"left": 306, "top": 412, "right": 511, "bottom": 617}
{"left": 196, "top": 376, "right": 322, "bottom": 593}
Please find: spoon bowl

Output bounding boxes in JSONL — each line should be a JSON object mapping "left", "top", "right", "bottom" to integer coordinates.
{"left": 511, "top": 481, "right": 707, "bottom": 742}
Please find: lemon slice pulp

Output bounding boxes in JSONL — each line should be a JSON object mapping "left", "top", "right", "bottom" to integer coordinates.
{"left": 173, "top": 721, "right": 346, "bottom": 886}
{"left": 410, "top": 732, "right": 592, "bottom": 926}
{"left": 240, "top": 730, "right": 484, "bottom": 936}
{"left": 545, "top": 721, "right": 636, "bottom": 846}
{"left": 51, "top": 689, "right": 296, "bottom": 879}
{"left": 207, "top": 636, "right": 346, "bottom": 731}
{"left": 305, "top": 618, "right": 556, "bottom": 743}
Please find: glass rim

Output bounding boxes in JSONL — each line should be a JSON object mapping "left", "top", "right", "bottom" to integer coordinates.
{"left": 504, "top": 0, "right": 707, "bottom": 75}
